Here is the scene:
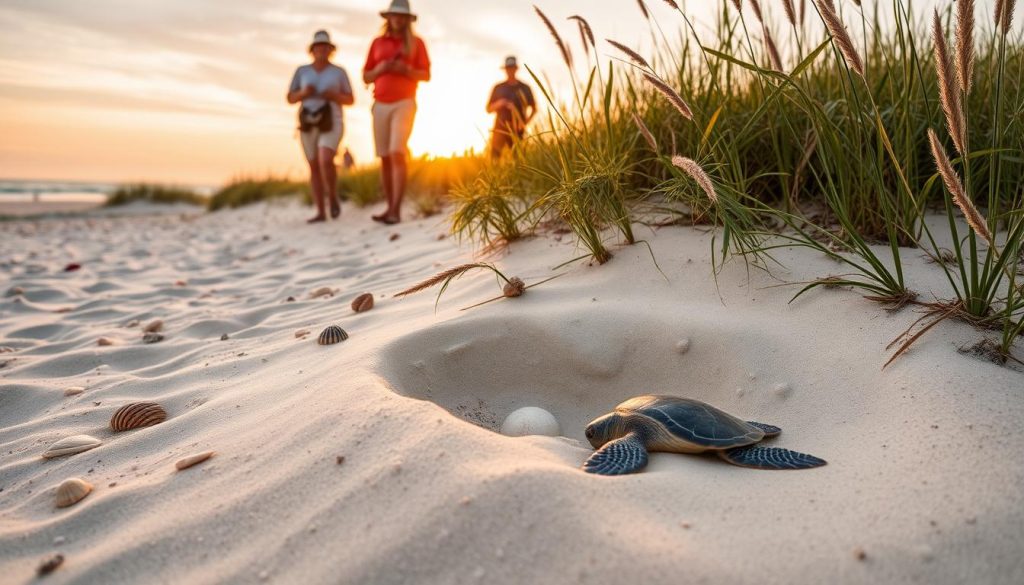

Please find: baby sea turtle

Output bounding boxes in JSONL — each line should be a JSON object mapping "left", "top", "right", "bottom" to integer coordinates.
{"left": 583, "top": 395, "right": 826, "bottom": 475}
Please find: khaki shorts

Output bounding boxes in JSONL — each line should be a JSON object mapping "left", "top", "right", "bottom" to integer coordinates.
{"left": 372, "top": 99, "right": 417, "bottom": 157}
{"left": 300, "top": 116, "right": 343, "bottom": 162}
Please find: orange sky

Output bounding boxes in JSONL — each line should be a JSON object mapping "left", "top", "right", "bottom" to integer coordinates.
{"left": 0, "top": 0, "right": 963, "bottom": 187}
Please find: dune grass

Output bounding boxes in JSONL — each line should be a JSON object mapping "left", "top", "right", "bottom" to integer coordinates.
{"left": 207, "top": 176, "right": 310, "bottom": 211}
{"left": 105, "top": 184, "right": 205, "bottom": 207}
{"left": 448, "top": 0, "right": 1024, "bottom": 361}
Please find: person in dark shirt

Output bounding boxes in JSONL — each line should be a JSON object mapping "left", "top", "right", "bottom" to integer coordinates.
{"left": 486, "top": 56, "right": 536, "bottom": 159}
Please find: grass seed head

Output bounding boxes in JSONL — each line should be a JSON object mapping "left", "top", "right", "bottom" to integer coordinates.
{"left": 815, "top": 0, "right": 865, "bottom": 78}
{"left": 672, "top": 156, "right": 718, "bottom": 205}
{"left": 643, "top": 73, "right": 693, "bottom": 120}
{"left": 534, "top": 6, "right": 573, "bottom": 70}
{"left": 928, "top": 129, "right": 991, "bottom": 244}
{"left": 956, "top": 0, "right": 975, "bottom": 95}
{"left": 933, "top": 10, "right": 968, "bottom": 156}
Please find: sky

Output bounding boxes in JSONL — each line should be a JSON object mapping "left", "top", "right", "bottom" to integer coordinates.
{"left": 0, "top": 0, "right": 989, "bottom": 186}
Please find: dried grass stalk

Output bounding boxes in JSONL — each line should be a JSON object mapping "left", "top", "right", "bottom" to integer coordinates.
{"left": 637, "top": 0, "right": 651, "bottom": 20}
{"left": 672, "top": 156, "right": 718, "bottom": 204}
{"left": 799, "top": 0, "right": 807, "bottom": 27}
{"left": 395, "top": 263, "right": 489, "bottom": 297}
{"left": 730, "top": 0, "right": 742, "bottom": 12}
{"left": 928, "top": 129, "right": 991, "bottom": 244}
{"left": 815, "top": 0, "right": 865, "bottom": 78}
{"left": 534, "top": 6, "right": 572, "bottom": 70}
{"left": 933, "top": 11, "right": 968, "bottom": 156}
{"left": 643, "top": 73, "right": 693, "bottom": 120}
{"left": 995, "top": 0, "right": 1016, "bottom": 34}
{"left": 662, "top": 0, "right": 679, "bottom": 9}
{"left": 749, "top": 0, "right": 765, "bottom": 24}
{"left": 568, "top": 16, "right": 595, "bottom": 55}
{"left": 956, "top": 0, "right": 975, "bottom": 95}
{"left": 632, "top": 112, "right": 659, "bottom": 152}
{"left": 782, "top": 0, "right": 797, "bottom": 27}
{"left": 606, "top": 39, "right": 651, "bottom": 69}
{"left": 764, "top": 25, "right": 784, "bottom": 72}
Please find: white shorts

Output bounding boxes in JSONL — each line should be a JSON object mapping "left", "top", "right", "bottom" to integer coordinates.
{"left": 300, "top": 115, "right": 343, "bottom": 161}
{"left": 371, "top": 99, "right": 417, "bottom": 157}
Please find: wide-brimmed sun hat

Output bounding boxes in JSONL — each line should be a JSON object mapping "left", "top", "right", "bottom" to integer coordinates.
{"left": 503, "top": 56, "right": 518, "bottom": 68}
{"left": 381, "top": 0, "right": 418, "bottom": 21}
{"left": 309, "top": 30, "right": 335, "bottom": 51}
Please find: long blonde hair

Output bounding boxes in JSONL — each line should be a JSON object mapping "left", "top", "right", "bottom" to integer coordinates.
{"left": 381, "top": 20, "right": 416, "bottom": 59}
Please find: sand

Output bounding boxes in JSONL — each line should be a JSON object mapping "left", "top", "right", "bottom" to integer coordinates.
{"left": 1, "top": 200, "right": 1022, "bottom": 584}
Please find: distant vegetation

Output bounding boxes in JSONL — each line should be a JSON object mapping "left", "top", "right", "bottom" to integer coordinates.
{"left": 105, "top": 184, "right": 205, "bottom": 207}
{"left": 207, "top": 176, "right": 310, "bottom": 211}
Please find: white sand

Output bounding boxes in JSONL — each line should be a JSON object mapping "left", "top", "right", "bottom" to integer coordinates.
{"left": 1, "top": 200, "right": 1022, "bottom": 584}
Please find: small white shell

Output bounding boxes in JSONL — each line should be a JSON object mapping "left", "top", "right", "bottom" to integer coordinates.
{"left": 42, "top": 435, "right": 102, "bottom": 459}
{"left": 309, "top": 287, "right": 333, "bottom": 299}
{"left": 55, "top": 477, "right": 93, "bottom": 508}
{"left": 63, "top": 387, "right": 85, "bottom": 397}
{"left": 175, "top": 451, "right": 215, "bottom": 470}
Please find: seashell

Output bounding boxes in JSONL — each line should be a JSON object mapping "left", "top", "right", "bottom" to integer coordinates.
{"left": 55, "top": 477, "right": 93, "bottom": 508}
{"left": 174, "top": 280, "right": 187, "bottom": 286}
{"left": 286, "top": 296, "right": 296, "bottom": 302}
{"left": 97, "top": 337, "right": 114, "bottom": 346}
{"left": 42, "top": 435, "right": 102, "bottom": 459}
{"left": 36, "top": 554, "right": 64, "bottom": 576}
{"left": 142, "top": 332, "right": 164, "bottom": 344}
{"left": 64, "top": 263, "right": 81, "bottom": 272}
{"left": 318, "top": 325, "right": 349, "bottom": 345}
{"left": 64, "top": 387, "right": 85, "bottom": 397}
{"left": 175, "top": 451, "right": 214, "bottom": 470}
{"left": 309, "top": 287, "right": 333, "bottom": 299}
{"left": 389, "top": 233, "right": 400, "bottom": 241}
{"left": 110, "top": 402, "right": 167, "bottom": 432}
{"left": 294, "top": 329, "right": 311, "bottom": 339}
{"left": 502, "top": 277, "right": 526, "bottom": 298}
{"left": 143, "top": 319, "right": 163, "bottom": 333}
{"left": 351, "top": 293, "right": 374, "bottom": 313}
{"left": 220, "top": 333, "right": 229, "bottom": 341}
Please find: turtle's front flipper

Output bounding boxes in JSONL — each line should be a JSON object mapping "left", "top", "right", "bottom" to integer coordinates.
{"left": 582, "top": 432, "right": 648, "bottom": 476}
{"left": 746, "top": 421, "right": 781, "bottom": 438}
{"left": 719, "top": 445, "right": 826, "bottom": 469}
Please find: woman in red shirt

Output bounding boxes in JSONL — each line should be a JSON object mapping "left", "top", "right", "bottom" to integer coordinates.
{"left": 363, "top": 0, "right": 431, "bottom": 225}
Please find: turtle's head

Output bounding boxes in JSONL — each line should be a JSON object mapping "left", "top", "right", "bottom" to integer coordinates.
{"left": 584, "top": 412, "right": 624, "bottom": 449}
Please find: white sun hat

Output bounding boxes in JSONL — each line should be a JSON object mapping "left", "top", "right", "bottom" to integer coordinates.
{"left": 380, "top": 0, "right": 418, "bottom": 20}
{"left": 309, "top": 30, "right": 335, "bottom": 51}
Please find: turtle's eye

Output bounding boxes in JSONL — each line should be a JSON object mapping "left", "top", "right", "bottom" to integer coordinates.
{"left": 585, "top": 427, "right": 595, "bottom": 439}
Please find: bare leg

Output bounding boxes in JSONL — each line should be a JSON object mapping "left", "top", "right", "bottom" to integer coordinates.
{"left": 373, "top": 155, "right": 394, "bottom": 221}
{"left": 318, "top": 147, "right": 339, "bottom": 219}
{"left": 307, "top": 158, "right": 326, "bottom": 223}
{"left": 387, "top": 151, "right": 407, "bottom": 223}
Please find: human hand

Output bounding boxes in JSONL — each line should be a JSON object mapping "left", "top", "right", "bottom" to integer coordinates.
{"left": 390, "top": 59, "right": 411, "bottom": 76}
{"left": 300, "top": 86, "right": 316, "bottom": 98}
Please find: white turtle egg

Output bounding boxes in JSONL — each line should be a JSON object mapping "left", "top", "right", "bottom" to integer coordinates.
{"left": 500, "top": 407, "right": 560, "bottom": 437}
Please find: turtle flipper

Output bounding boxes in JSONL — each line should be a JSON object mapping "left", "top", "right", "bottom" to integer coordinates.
{"left": 582, "top": 432, "right": 648, "bottom": 476}
{"left": 746, "top": 421, "right": 782, "bottom": 438}
{"left": 719, "top": 445, "right": 826, "bottom": 469}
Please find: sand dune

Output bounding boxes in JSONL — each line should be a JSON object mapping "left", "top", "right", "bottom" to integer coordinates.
{"left": 1, "top": 201, "right": 1022, "bottom": 584}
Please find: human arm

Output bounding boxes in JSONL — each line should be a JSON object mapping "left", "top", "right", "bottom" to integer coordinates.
{"left": 286, "top": 69, "right": 314, "bottom": 104}
{"left": 324, "top": 69, "right": 355, "bottom": 105}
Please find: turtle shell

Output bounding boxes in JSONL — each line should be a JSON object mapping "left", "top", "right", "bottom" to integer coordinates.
{"left": 318, "top": 325, "right": 349, "bottom": 345}
{"left": 616, "top": 395, "right": 763, "bottom": 451}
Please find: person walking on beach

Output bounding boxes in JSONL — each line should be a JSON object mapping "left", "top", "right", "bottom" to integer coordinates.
{"left": 363, "top": 0, "right": 431, "bottom": 225}
{"left": 287, "top": 30, "right": 354, "bottom": 223}
{"left": 486, "top": 56, "right": 535, "bottom": 159}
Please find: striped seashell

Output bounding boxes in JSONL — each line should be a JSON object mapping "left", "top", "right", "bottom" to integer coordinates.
{"left": 42, "top": 435, "right": 102, "bottom": 459}
{"left": 175, "top": 451, "right": 214, "bottom": 470}
{"left": 110, "top": 402, "right": 167, "bottom": 432}
{"left": 318, "top": 325, "right": 349, "bottom": 345}
{"left": 351, "top": 293, "right": 374, "bottom": 313}
{"left": 55, "top": 477, "right": 93, "bottom": 508}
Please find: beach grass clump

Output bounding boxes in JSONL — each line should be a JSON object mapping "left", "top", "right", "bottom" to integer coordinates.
{"left": 105, "top": 184, "right": 205, "bottom": 207}
{"left": 207, "top": 176, "right": 310, "bottom": 211}
{"left": 449, "top": 160, "right": 533, "bottom": 250}
{"left": 447, "top": 0, "right": 1023, "bottom": 359}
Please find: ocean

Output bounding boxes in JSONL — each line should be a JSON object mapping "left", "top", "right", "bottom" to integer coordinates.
{"left": 0, "top": 179, "right": 116, "bottom": 204}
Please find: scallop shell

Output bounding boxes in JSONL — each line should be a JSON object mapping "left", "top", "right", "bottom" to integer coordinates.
{"left": 318, "top": 325, "right": 349, "bottom": 345}
{"left": 143, "top": 319, "right": 163, "bottom": 333}
{"left": 110, "top": 402, "right": 167, "bottom": 432}
{"left": 42, "top": 435, "right": 102, "bottom": 459}
{"left": 351, "top": 293, "right": 374, "bottom": 313}
{"left": 175, "top": 451, "right": 215, "bottom": 470}
{"left": 55, "top": 477, "right": 93, "bottom": 508}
